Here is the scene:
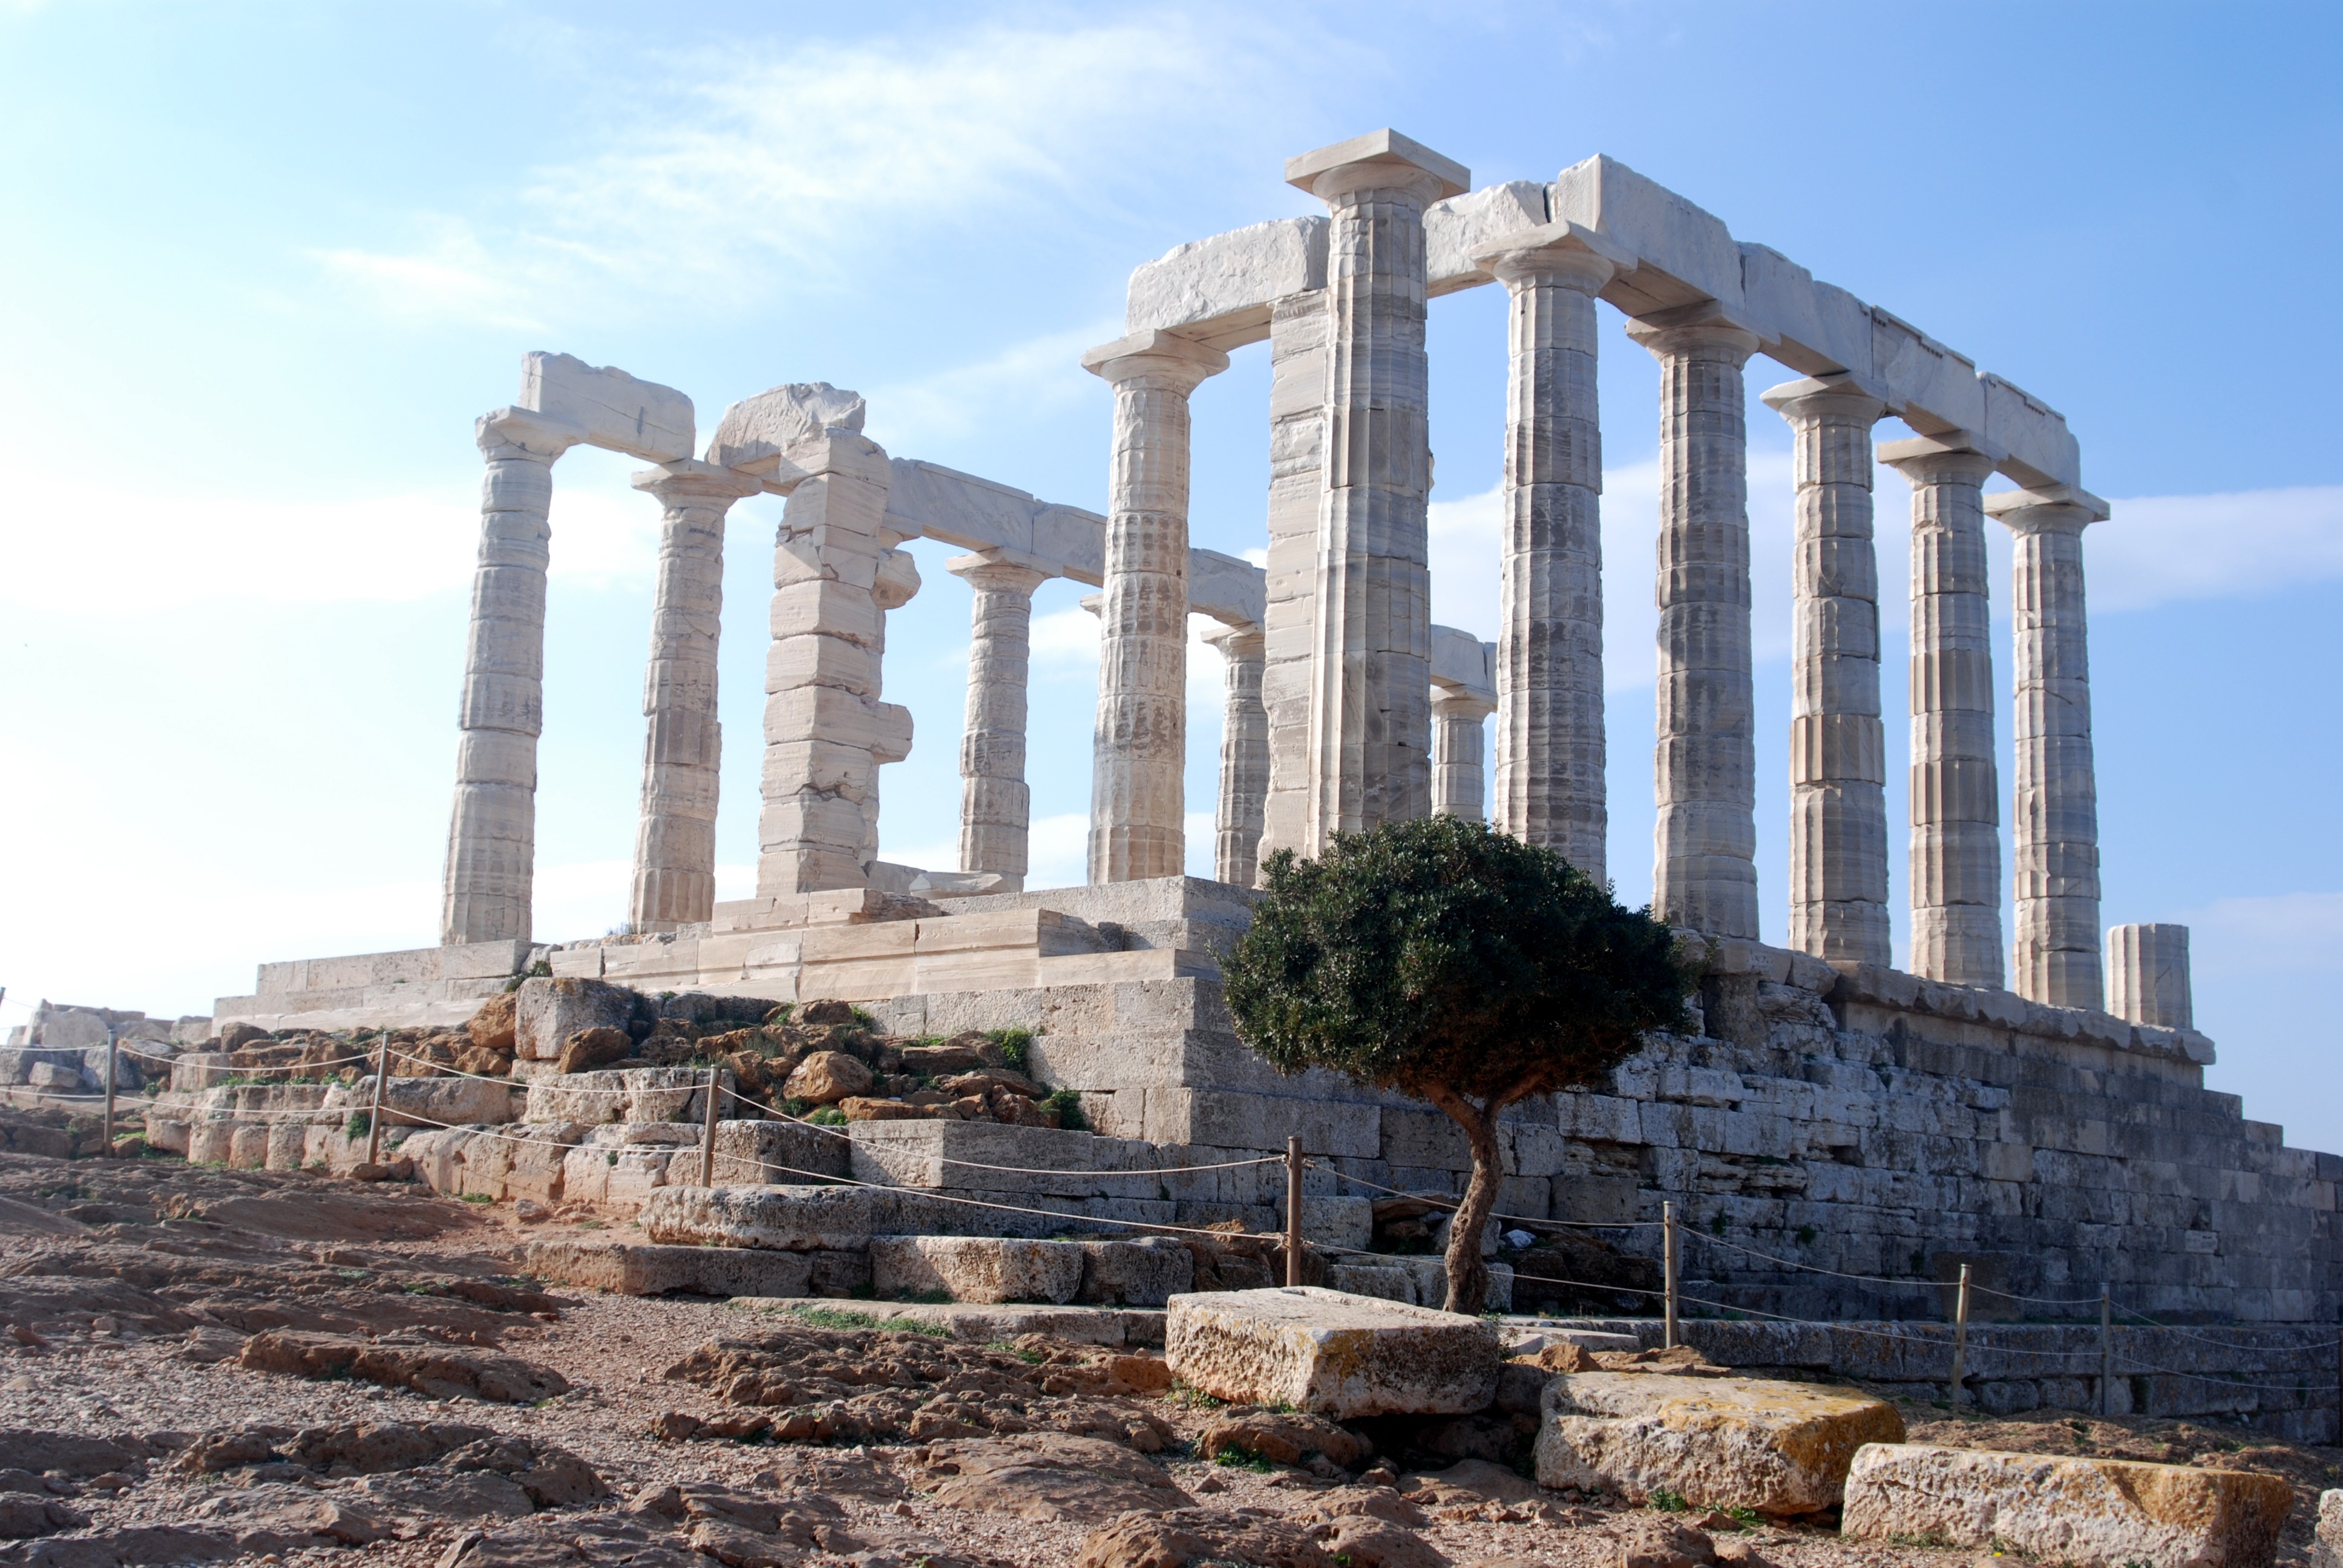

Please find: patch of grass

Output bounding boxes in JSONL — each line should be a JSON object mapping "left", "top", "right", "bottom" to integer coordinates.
{"left": 787, "top": 1304, "right": 882, "bottom": 1330}
{"left": 1725, "top": 1506, "right": 1761, "bottom": 1528}
{"left": 987, "top": 1340, "right": 1047, "bottom": 1364}
{"left": 1887, "top": 1533, "right": 1955, "bottom": 1550}
{"left": 1708, "top": 1212, "right": 1729, "bottom": 1237}
{"left": 807, "top": 1106, "right": 847, "bottom": 1126}
{"left": 575, "top": 1218, "right": 606, "bottom": 1230}
{"left": 849, "top": 1007, "right": 877, "bottom": 1030}
{"left": 986, "top": 1027, "right": 1032, "bottom": 1073}
{"left": 1648, "top": 1489, "right": 1688, "bottom": 1513}
{"left": 1795, "top": 1224, "right": 1818, "bottom": 1246}
{"left": 344, "top": 1111, "right": 372, "bottom": 1140}
{"left": 1212, "top": 1445, "right": 1273, "bottom": 1472}
{"left": 1040, "top": 1089, "right": 1086, "bottom": 1131}
{"left": 605, "top": 1151, "right": 620, "bottom": 1166}
{"left": 1165, "top": 1382, "right": 1227, "bottom": 1410}
{"left": 460, "top": 1193, "right": 493, "bottom": 1205}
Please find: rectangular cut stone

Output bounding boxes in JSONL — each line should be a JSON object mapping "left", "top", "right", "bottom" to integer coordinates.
{"left": 1164, "top": 1285, "right": 1501, "bottom": 1418}
{"left": 1535, "top": 1373, "right": 1904, "bottom": 1518}
{"left": 869, "top": 1235, "right": 1084, "bottom": 1304}
{"left": 522, "top": 1238, "right": 815, "bottom": 1298}
{"left": 1126, "top": 217, "right": 1328, "bottom": 347}
{"left": 1553, "top": 154, "right": 1744, "bottom": 318}
{"left": 1843, "top": 1443, "right": 2293, "bottom": 1567}
{"left": 1424, "top": 180, "right": 1550, "bottom": 293}
{"left": 639, "top": 1184, "right": 897, "bottom": 1250}
{"left": 519, "top": 351, "right": 692, "bottom": 462}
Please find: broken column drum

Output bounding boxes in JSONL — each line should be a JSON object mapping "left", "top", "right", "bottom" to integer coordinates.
{"left": 442, "top": 410, "right": 577, "bottom": 946}
{"left": 628, "top": 461, "right": 760, "bottom": 932}
{"left": 1768, "top": 376, "right": 1890, "bottom": 967}
{"left": 950, "top": 554, "right": 1049, "bottom": 892}
{"left": 1634, "top": 315, "right": 1763, "bottom": 941}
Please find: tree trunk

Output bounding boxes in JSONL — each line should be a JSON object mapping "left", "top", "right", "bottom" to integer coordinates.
{"left": 1431, "top": 1091, "right": 1506, "bottom": 1315}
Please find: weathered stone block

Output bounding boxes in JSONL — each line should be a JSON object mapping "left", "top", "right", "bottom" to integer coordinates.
{"left": 870, "top": 1235, "right": 1084, "bottom": 1304}
{"left": 1165, "top": 1286, "right": 1501, "bottom": 1419}
{"left": 523, "top": 1238, "right": 814, "bottom": 1298}
{"left": 640, "top": 1183, "right": 894, "bottom": 1250}
{"left": 1843, "top": 1443, "right": 2293, "bottom": 1568}
{"left": 513, "top": 978, "right": 635, "bottom": 1062}
{"left": 1535, "top": 1373, "right": 1904, "bottom": 1517}
{"left": 1076, "top": 1238, "right": 1193, "bottom": 1306}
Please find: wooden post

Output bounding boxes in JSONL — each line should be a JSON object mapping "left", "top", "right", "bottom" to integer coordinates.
{"left": 700, "top": 1067, "right": 721, "bottom": 1187}
{"left": 2100, "top": 1285, "right": 2114, "bottom": 1419}
{"left": 1950, "top": 1262, "right": 1972, "bottom": 1405}
{"left": 102, "top": 1028, "right": 118, "bottom": 1155}
{"left": 1285, "top": 1135, "right": 1304, "bottom": 1286}
{"left": 364, "top": 1032, "right": 388, "bottom": 1167}
{"left": 1662, "top": 1201, "right": 1680, "bottom": 1349}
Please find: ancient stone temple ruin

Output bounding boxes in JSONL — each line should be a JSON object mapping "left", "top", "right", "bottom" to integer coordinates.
{"left": 168, "top": 132, "right": 2332, "bottom": 1397}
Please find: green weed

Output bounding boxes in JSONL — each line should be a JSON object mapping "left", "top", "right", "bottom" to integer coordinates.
{"left": 1213, "top": 1445, "right": 1273, "bottom": 1472}
{"left": 1649, "top": 1489, "right": 1688, "bottom": 1512}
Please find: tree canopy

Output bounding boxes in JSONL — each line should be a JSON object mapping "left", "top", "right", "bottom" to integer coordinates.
{"left": 1222, "top": 814, "right": 1694, "bottom": 1312}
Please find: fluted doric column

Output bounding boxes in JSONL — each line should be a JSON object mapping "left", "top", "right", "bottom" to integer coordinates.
{"left": 441, "top": 408, "right": 581, "bottom": 945}
{"left": 1203, "top": 623, "right": 1268, "bottom": 887}
{"left": 1257, "top": 288, "right": 1328, "bottom": 868}
{"left": 949, "top": 552, "right": 1049, "bottom": 892}
{"left": 1431, "top": 685, "right": 1496, "bottom": 822}
{"left": 1987, "top": 488, "right": 2109, "bottom": 1008}
{"left": 625, "top": 460, "right": 758, "bottom": 932}
{"left": 1883, "top": 436, "right": 2004, "bottom": 987}
{"left": 1288, "top": 131, "right": 1468, "bottom": 850}
{"left": 1764, "top": 376, "right": 1890, "bottom": 966}
{"left": 1627, "top": 312, "right": 1761, "bottom": 939}
{"left": 2107, "top": 923, "right": 2191, "bottom": 1028}
{"left": 1079, "top": 330, "right": 1228, "bottom": 884}
{"left": 1477, "top": 226, "right": 1620, "bottom": 881}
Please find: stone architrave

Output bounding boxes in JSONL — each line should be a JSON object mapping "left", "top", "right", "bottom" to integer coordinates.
{"left": 1883, "top": 436, "right": 2005, "bottom": 987}
{"left": 626, "top": 460, "right": 760, "bottom": 932}
{"left": 2106, "top": 922, "right": 2192, "bottom": 1028}
{"left": 1256, "top": 289, "right": 1328, "bottom": 868}
{"left": 1288, "top": 131, "right": 1470, "bottom": 851}
{"left": 1987, "top": 486, "right": 2109, "bottom": 1009}
{"left": 1628, "top": 309, "right": 1762, "bottom": 940}
{"left": 1765, "top": 376, "right": 1890, "bottom": 967}
{"left": 1202, "top": 624, "right": 1268, "bottom": 887}
{"left": 441, "top": 407, "right": 584, "bottom": 946}
{"left": 1476, "top": 223, "right": 1625, "bottom": 881}
{"left": 948, "top": 551, "right": 1050, "bottom": 892}
{"left": 1430, "top": 685, "right": 1496, "bottom": 822}
{"left": 1080, "top": 330, "right": 1230, "bottom": 884}
{"left": 738, "top": 382, "right": 914, "bottom": 897}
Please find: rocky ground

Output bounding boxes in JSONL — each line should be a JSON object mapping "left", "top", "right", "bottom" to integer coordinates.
{"left": 0, "top": 1125, "right": 2329, "bottom": 1568}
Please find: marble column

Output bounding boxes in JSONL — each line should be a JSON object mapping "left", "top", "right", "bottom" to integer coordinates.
{"left": 1431, "top": 686, "right": 1496, "bottom": 822}
{"left": 949, "top": 552, "right": 1049, "bottom": 892}
{"left": 858, "top": 544, "right": 921, "bottom": 874}
{"left": 2107, "top": 923, "right": 2191, "bottom": 1028}
{"left": 1764, "top": 376, "right": 1890, "bottom": 966}
{"left": 625, "top": 460, "right": 758, "bottom": 932}
{"left": 1627, "top": 312, "right": 1761, "bottom": 939}
{"left": 1987, "top": 488, "right": 2108, "bottom": 1009}
{"left": 1288, "top": 132, "right": 1467, "bottom": 850}
{"left": 1204, "top": 623, "right": 1268, "bottom": 887}
{"left": 1883, "top": 437, "right": 2004, "bottom": 987}
{"left": 1482, "top": 230, "right": 1616, "bottom": 880}
{"left": 1079, "top": 330, "right": 1228, "bottom": 884}
{"left": 441, "top": 408, "right": 580, "bottom": 946}
{"left": 1256, "top": 289, "right": 1328, "bottom": 869}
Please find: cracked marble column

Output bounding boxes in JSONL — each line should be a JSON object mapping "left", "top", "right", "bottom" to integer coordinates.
{"left": 1883, "top": 436, "right": 2004, "bottom": 987}
{"left": 1288, "top": 130, "right": 1469, "bottom": 849}
{"left": 1431, "top": 685, "right": 1496, "bottom": 822}
{"left": 1257, "top": 288, "right": 1328, "bottom": 867}
{"left": 1988, "top": 487, "right": 2109, "bottom": 1009}
{"left": 626, "top": 460, "right": 759, "bottom": 932}
{"left": 1204, "top": 623, "right": 1268, "bottom": 887}
{"left": 441, "top": 408, "right": 580, "bottom": 946}
{"left": 2107, "top": 923, "right": 2191, "bottom": 1028}
{"left": 1080, "top": 330, "right": 1229, "bottom": 884}
{"left": 1479, "top": 226, "right": 1619, "bottom": 880}
{"left": 950, "top": 552, "right": 1049, "bottom": 892}
{"left": 1765, "top": 376, "right": 1890, "bottom": 967}
{"left": 1628, "top": 311, "right": 1761, "bottom": 939}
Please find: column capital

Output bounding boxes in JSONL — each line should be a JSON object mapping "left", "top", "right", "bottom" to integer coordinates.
{"left": 1625, "top": 302, "right": 1760, "bottom": 364}
{"left": 1285, "top": 128, "right": 1468, "bottom": 205}
{"left": 946, "top": 549, "right": 1050, "bottom": 597}
{"left": 1431, "top": 683, "right": 1496, "bottom": 722}
{"left": 1472, "top": 220, "right": 1632, "bottom": 294}
{"left": 1760, "top": 373, "right": 1888, "bottom": 425}
{"left": 1080, "top": 329, "right": 1229, "bottom": 392}
{"left": 1202, "top": 621, "right": 1264, "bottom": 656}
{"left": 1879, "top": 433, "right": 2002, "bottom": 486}
{"left": 630, "top": 457, "right": 763, "bottom": 503}
{"left": 1985, "top": 485, "right": 2111, "bottom": 530}
{"left": 476, "top": 406, "right": 587, "bottom": 462}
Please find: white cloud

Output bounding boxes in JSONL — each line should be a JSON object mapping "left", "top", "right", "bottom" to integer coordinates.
{"left": 2088, "top": 486, "right": 2343, "bottom": 613}
{"left": 1030, "top": 605, "right": 1102, "bottom": 665}
{"left": 312, "top": 17, "right": 1328, "bottom": 324}
{"left": 865, "top": 325, "right": 1112, "bottom": 454}
{"left": 2178, "top": 890, "right": 2343, "bottom": 980}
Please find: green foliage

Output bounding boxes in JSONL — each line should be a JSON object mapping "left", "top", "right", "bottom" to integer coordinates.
{"left": 1795, "top": 1224, "right": 1818, "bottom": 1246}
{"left": 808, "top": 1106, "right": 847, "bottom": 1126}
{"left": 764, "top": 1003, "right": 795, "bottom": 1026}
{"left": 1222, "top": 816, "right": 1691, "bottom": 1107}
{"left": 1710, "top": 1212, "right": 1729, "bottom": 1237}
{"left": 782, "top": 1098, "right": 814, "bottom": 1119}
{"left": 344, "top": 1110, "right": 372, "bottom": 1140}
{"left": 1649, "top": 1489, "right": 1688, "bottom": 1513}
{"left": 1887, "top": 1534, "right": 1955, "bottom": 1550}
{"left": 986, "top": 1027, "right": 1032, "bottom": 1073}
{"left": 460, "top": 1193, "right": 493, "bottom": 1205}
{"left": 1040, "top": 1089, "right": 1087, "bottom": 1131}
{"left": 849, "top": 1007, "right": 877, "bottom": 1030}
{"left": 1213, "top": 1445, "right": 1273, "bottom": 1472}
{"left": 1165, "top": 1382, "right": 1227, "bottom": 1410}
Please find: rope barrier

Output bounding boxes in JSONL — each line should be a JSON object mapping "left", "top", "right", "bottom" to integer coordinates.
{"left": 1314, "top": 1161, "right": 1663, "bottom": 1231}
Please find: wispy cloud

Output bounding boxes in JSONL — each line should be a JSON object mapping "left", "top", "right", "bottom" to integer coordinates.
{"left": 866, "top": 325, "right": 1112, "bottom": 454}
{"left": 2089, "top": 486, "right": 2343, "bottom": 613}
{"left": 311, "top": 16, "right": 1333, "bottom": 326}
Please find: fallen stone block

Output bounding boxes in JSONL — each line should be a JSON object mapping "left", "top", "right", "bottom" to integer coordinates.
{"left": 1075, "top": 1506, "right": 1338, "bottom": 1568}
{"left": 871, "top": 1235, "right": 1083, "bottom": 1304}
{"left": 1165, "top": 1287, "right": 1501, "bottom": 1419}
{"left": 640, "top": 1184, "right": 895, "bottom": 1250}
{"left": 523, "top": 1238, "right": 814, "bottom": 1298}
{"left": 1326, "top": 1264, "right": 1414, "bottom": 1304}
{"left": 1843, "top": 1442, "right": 2293, "bottom": 1568}
{"left": 1076, "top": 1237, "right": 1193, "bottom": 1307}
{"left": 1535, "top": 1371, "right": 1902, "bottom": 1517}
{"left": 512, "top": 978, "right": 635, "bottom": 1062}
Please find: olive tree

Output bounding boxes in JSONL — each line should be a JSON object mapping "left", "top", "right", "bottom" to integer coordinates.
{"left": 1222, "top": 814, "right": 1693, "bottom": 1313}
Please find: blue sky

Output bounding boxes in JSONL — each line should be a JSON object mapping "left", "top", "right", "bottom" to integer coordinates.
{"left": 3, "top": 2, "right": 2339, "bottom": 1146}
